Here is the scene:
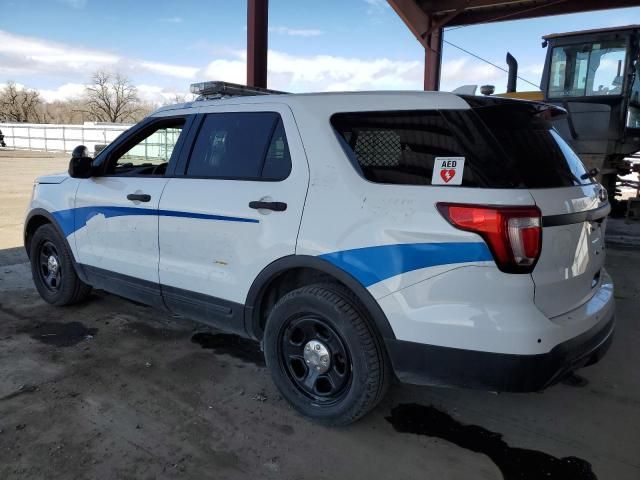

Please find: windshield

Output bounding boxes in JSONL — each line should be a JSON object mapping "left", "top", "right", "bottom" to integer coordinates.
{"left": 548, "top": 40, "right": 627, "bottom": 98}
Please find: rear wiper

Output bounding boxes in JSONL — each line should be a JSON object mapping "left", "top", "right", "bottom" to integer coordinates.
{"left": 557, "top": 169, "right": 582, "bottom": 186}
{"left": 581, "top": 167, "right": 599, "bottom": 180}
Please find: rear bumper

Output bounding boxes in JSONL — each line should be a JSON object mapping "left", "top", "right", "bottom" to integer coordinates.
{"left": 386, "top": 308, "right": 615, "bottom": 392}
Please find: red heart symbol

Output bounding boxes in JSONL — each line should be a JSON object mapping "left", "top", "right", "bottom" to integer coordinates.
{"left": 440, "top": 169, "right": 456, "bottom": 183}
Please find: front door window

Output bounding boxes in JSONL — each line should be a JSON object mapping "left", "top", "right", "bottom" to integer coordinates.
{"left": 106, "top": 119, "right": 185, "bottom": 176}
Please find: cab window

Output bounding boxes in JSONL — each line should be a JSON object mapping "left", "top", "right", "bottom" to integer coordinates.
{"left": 548, "top": 40, "right": 627, "bottom": 98}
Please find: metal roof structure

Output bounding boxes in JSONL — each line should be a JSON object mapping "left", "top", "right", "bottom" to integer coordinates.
{"left": 244, "top": 0, "right": 640, "bottom": 91}
{"left": 543, "top": 23, "right": 640, "bottom": 40}
{"left": 407, "top": 0, "right": 640, "bottom": 27}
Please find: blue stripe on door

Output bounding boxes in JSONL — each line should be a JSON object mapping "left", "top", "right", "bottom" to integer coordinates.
{"left": 319, "top": 242, "right": 493, "bottom": 287}
{"left": 52, "top": 206, "right": 259, "bottom": 237}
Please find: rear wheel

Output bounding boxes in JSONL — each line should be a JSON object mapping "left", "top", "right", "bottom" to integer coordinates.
{"left": 29, "top": 224, "right": 91, "bottom": 306}
{"left": 264, "top": 283, "right": 389, "bottom": 426}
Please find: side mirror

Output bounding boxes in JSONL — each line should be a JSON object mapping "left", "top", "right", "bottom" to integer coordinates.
{"left": 68, "top": 145, "right": 94, "bottom": 178}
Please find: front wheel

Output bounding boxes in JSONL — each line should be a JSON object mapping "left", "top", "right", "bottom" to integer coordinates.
{"left": 29, "top": 224, "right": 91, "bottom": 306}
{"left": 263, "top": 283, "right": 390, "bottom": 426}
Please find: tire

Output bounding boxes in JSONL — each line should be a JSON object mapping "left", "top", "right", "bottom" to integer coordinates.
{"left": 264, "top": 283, "right": 390, "bottom": 426}
{"left": 29, "top": 224, "right": 91, "bottom": 306}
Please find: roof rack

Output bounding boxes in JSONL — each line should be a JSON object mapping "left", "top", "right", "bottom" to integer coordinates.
{"left": 190, "top": 81, "right": 288, "bottom": 100}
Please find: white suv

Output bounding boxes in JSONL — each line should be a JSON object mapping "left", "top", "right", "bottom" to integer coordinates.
{"left": 25, "top": 84, "right": 615, "bottom": 425}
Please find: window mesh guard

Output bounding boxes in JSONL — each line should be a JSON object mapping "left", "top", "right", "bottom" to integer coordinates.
{"left": 353, "top": 130, "right": 401, "bottom": 167}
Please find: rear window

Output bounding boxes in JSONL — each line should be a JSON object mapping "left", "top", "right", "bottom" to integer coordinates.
{"left": 331, "top": 103, "right": 592, "bottom": 189}
{"left": 468, "top": 103, "right": 591, "bottom": 188}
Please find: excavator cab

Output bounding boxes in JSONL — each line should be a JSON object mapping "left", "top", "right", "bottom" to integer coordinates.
{"left": 539, "top": 25, "right": 640, "bottom": 199}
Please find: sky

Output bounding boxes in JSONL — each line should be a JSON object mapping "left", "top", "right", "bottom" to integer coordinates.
{"left": 0, "top": 0, "right": 639, "bottom": 104}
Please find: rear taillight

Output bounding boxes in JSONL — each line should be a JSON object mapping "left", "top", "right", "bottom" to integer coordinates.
{"left": 437, "top": 203, "right": 542, "bottom": 273}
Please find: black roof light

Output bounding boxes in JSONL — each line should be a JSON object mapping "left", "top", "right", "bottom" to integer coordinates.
{"left": 190, "top": 81, "right": 288, "bottom": 100}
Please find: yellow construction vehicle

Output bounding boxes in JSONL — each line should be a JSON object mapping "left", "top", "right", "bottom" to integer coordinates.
{"left": 496, "top": 25, "right": 639, "bottom": 211}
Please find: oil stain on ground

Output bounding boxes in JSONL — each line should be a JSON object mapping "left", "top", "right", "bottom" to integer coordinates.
{"left": 387, "top": 403, "right": 597, "bottom": 480}
{"left": 24, "top": 322, "right": 98, "bottom": 347}
{"left": 191, "top": 332, "right": 265, "bottom": 366}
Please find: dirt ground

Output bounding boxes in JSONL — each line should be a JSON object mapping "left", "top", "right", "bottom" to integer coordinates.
{"left": 1, "top": 149, "right": 639, "bottom": 480}
{"left": 0, "top": 150, "right": 70, "bottom": 250}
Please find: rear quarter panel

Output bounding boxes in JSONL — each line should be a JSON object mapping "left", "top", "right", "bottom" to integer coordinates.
{"left": 290, "top": 98, "right": 537, "bottom": 299}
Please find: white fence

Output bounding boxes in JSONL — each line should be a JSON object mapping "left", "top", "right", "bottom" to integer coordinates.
{"left": 0, "top": 122, "right": 132, "bottom": 154}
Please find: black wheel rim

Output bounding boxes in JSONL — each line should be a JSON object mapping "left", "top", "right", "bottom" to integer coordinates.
{"left": 38, "top": 240, "right": 62, "bottom": 292}
{"left": 279, "top": 316, "right": 351, "bottom": 404}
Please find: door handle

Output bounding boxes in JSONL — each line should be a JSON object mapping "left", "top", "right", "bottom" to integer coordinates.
{"left": 248, "top": 201, "right": 287, "bottom": 212}
{"left": 127, "top": 193, "right": 151, "bottom": 202}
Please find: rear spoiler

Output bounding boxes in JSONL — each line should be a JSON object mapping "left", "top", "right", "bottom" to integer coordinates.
{"left": 459, "top": 94, "right": 567, "bottom": 119}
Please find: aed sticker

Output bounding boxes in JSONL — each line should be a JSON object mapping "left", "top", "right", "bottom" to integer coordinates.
{"left": 432, "top": 157, "right": 465, "bottom": 185}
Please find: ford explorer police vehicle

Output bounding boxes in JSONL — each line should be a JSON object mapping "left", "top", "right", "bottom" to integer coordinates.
{"left": 25, "top": 82, "right": 615, "bottom": 425}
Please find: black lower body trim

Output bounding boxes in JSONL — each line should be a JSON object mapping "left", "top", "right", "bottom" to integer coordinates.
{"left": 162, "top": 284, "right": 246, "bottom": 336}
{"left": 81, "top": 265, "right": 246, "bottom": 336}
{"left": 386, "top": 313, "right": 615, "bottom": 392}
{"left": 83, "top": 264, "right": 166, "bottom": 310}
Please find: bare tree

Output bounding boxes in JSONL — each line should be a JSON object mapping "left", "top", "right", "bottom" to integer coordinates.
{"left": 41, "top": 99, "right": 89, "bottom": 124}
{"left": 84, "top": 71, "right": 141, "bottom": 123}
{"left": 162, "top": 93, "right": 196, "bottom": 106}
{"left": 0, "top": 81, "right": 43, "bottom": 122}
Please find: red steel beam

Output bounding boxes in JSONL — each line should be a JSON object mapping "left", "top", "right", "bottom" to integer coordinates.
{"left": 247, "top": 0, "right": 269, "bottom": 88}
{"left": 388, "top": 0, "right": 446, "bottom": 91}
{"left": 424, "top": 24, "right": 443, "bottom": 91}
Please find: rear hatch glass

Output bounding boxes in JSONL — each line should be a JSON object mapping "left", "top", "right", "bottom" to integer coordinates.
{"left": 331, "top": 101, "right": 594, "bottom": 189}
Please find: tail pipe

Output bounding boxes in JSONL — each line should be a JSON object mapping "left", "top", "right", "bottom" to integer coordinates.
{"left": 506, "top": 52, "right": 518, "bottom": 93}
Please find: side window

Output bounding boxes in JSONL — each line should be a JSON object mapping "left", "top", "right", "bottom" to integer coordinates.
{"left": 331, "top": 111, "right": 475, "bottom": 186}
{"left": 107, "top": 118, "right": 185, "bottom": 176}
{"left": 262, "top": 119, "right": 291, "bottom": 180}
{"left": 187, "top": 112, "right": 291, "bottom": 180}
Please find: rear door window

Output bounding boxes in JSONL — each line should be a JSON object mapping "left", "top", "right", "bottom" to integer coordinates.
{"left": 187, "top": 112, "right": 291, "bottom": 180}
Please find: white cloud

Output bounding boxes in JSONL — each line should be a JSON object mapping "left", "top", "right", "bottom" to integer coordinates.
{"left": 200, "top": 58, "right": 247, "bottom": 85}
{"left": 270, "top": 26, "right": 324, "bottom": 37}
{"left": 136, "top": 84, "right": 193, "bottom": 104}
{"left": 0, "top": 30, "right": 119, "bottom": 75}
{"left": 38, "top": 83, "right": 86, "bottom": 102}
{"left": 441, "top": 58, "right": 502, "bottom": 88}
{"left": 0, "top": 29, "right": 198, "bottom": 81}
{"left": 439, "top": 57, "right": 543, "bottom": 93}
{"left": 197, "top": 51, "right": 539, "bottom": 97}
{"left": 138, "top": 61, "right": 199, "bottom": 79}
{"left": 201, "top": 49, "right": 422, "bottom": 92}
